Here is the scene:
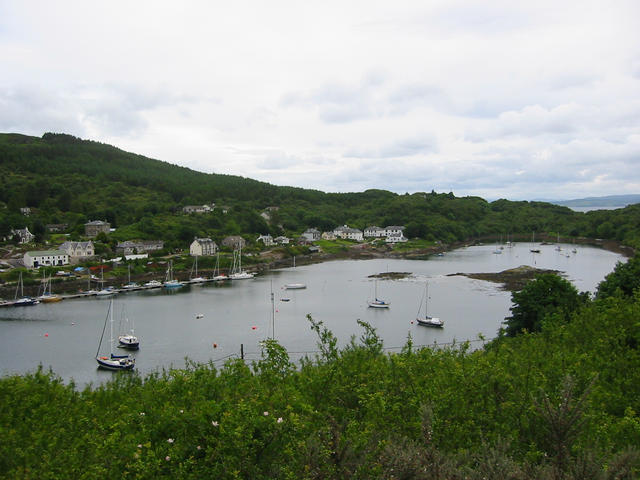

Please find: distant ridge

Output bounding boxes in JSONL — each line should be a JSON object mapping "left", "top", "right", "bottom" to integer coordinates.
{"left": 553, "top": 194, "right": 640, "bottom": 208}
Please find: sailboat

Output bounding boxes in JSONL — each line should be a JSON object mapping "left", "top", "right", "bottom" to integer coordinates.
{"left": 163, "top": 260, "right": 183, "bottom": 289}
{"left": 416, "top": 282, "right": 443, "bottom": 328}
{"left": 229, "top": 247, "right": 254, "bottom": 280}
{"left": 121, "top": 264, "right": 140, "bottom": 290}
{"left": 368, "top": 280, "right": 390, "bottom": 308}
{"left": 38, "top": 273, "right": 62, "bottom": 303}
{"left": 529, "top": 232, "right": 541, "bottom": 253}
{"left": 211, "top": 252, "right": 228, "bottom": 281}
{"left": 95, "top": 298, "right": 135, "bottom": 370}
{"left": 96, "top": 267, "right": 115, "bottom": 296}
{"left": 555, "top": 232, "right": 562, "bottom": 251}
{"left": 189, "top": 255, "right": 207, "bottom": 283}
{"left": 117, "top": 304, "right": 139, "bottom": 350}
{"left": 13, "top": 271, "right": 39, "bottom": 306}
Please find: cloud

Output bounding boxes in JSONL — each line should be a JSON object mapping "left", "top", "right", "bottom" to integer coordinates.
{"left": 1, "top": 1, "right": 640, "bottom": 200}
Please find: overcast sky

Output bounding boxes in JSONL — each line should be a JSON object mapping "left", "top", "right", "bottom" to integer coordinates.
{"left": 1, "top": 1, "right": 639, "bottom": 200}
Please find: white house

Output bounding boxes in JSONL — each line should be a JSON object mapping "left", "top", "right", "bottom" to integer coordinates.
{"left": 256, "top": 234, "right": 274, "bottom": 246}
{"left": 321, "top": 231, "right": 337, "bottom": 241}
{"left": 302, "top": 228, "right": 321, "bottom": 242}
{"left": 364, "top": 226, "right": 386, "bottom": 238}
{"left": 59, "top": 241, "right": 95, "bottom": 260}
{"left": 190, "top": 237, "right": 218, "bottom": 256}
{"left": 11, "top": 227, "right": 35, "bottom": 244}
{"left": 24, "top": 250, "right": 69, "bottom": 268}
{"left": 386, "top": 233, "right": 408, "bottom": 243}
{"left": 333, "top": 225, "right": 363, "bottom": 241}
{"left": 274, "top": 236, "right": 290, "bottom": 245}
{"left": 384, "top": 226, "right": 405, "bottom": 238}
{"left": 182, "top": 204, "right": 215, "bottom": 214}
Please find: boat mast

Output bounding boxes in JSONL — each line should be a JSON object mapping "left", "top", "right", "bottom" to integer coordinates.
{"left": 270, "top": 279, "right": 275, "bottom": 339}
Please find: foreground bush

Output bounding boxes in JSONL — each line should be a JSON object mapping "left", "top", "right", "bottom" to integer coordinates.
{"left": 1, "top": 299, "right": 640, "bottom": 479}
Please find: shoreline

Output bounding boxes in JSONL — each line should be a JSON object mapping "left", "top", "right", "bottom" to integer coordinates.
{"left": 0, "top": 238, "right": 633, "bottom": 302}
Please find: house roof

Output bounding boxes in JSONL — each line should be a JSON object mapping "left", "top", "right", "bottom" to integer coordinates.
{"left": 26, "top": 250, "right": 69, "bottom": 257}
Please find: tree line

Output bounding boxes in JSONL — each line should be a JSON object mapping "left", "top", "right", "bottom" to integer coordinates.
{"left": 1, "top": 133, "right": 640, "bottom": 251}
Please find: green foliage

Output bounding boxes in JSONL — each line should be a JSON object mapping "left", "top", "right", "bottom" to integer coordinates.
{"left": 2, "top": 133, "right": 640, "bottom": 250}
{"left": 597, "top": 253, "right": 640, "bottom": 299}
{"left": 504, "top": 273, "right": 584, "bottom": 336}
{"left": 2, "top": 299, "right": 640, "bottom": 478}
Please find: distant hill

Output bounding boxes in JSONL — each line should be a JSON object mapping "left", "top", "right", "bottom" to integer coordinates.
{"left": 553, "top": 195, "right": 640, "bottom": 209}
{"left": 1, "top": 132, "right": 640, "bottom": 249}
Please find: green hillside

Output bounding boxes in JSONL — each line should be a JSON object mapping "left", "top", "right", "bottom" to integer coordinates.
{"left": 1, "top": 132, "right": 640, "bottom": 251}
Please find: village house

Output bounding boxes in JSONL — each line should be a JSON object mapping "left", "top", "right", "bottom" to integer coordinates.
{"left": 256, "top": 234, "right": 274, "bottom": 246}
{"left": 84, "top": 220, "right": 110, "bottom": 237}
{"left": 11, "top": 227, "right": 35, "bottom": 244}
{"left": 333, "top": 225, "right": 364, "bottom": 242}
{"left": 20, "top": 207, "right": 31, "bottom": 216}
{"left": 59, "top": 241, "right": 95, "bottom": 261}
{"left": 364, "top": 226, "right": 386, "bottom": 238}
{"left": 46, "top": 223, "right": 69, "bottom": 233}
{"left": 190, "top": 237, "right": 218, "bottom": 256}
{"left": 116, "top": 240, "right": 164, "bottom": 255}
{"left": 182, "top": 203, "right": 215, "bottom": 214}
{"left": 385, "top": 226, "right": 406, "bottom": 238}
{"left": 321, "top": 231, "right": 337, "bottom": 241}
{"left": 24, "top": 250, "right": 69, "bottom": 268}
{"left": 221, "top": 235, "right": 246, "bottom": 249}
{"left": 274, "top": 235, "right": 290, "bottom": 245}
{"left": 302, "top": 228, "right": 321, "bottom": 242}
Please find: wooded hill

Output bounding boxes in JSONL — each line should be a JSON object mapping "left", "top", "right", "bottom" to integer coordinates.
{"left": 1, "top": 132, "right": 639, "bottom": 251}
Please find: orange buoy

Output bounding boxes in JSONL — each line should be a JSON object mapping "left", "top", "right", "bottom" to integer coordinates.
{"left": 251, "top": 326, "right": 257, "bottom": 330}
{"left": 213, "top": 343, "right": 218, "bottom": 348}
{"left": 44, "top": 333, "right": 49, "bottom": 337}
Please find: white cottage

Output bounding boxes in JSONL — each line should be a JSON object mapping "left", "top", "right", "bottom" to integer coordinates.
{"left": 190, "top": 237, "right": 218, "bottom": 256}
{"left": 256, "top": 234, "right": 274, "bottom": 246}
{"left": 24, "top": 250, "right": 69, "bottom": 268}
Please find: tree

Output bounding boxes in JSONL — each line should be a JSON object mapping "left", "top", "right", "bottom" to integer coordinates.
{"left": 596, "top": 254, "right": 640, "bottom": 299}
{"left": 503, "top": 273, "right": 583, "bottom": 336}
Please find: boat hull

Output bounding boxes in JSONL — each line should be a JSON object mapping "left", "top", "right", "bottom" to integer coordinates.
{"left": 96, "top": 355, "right": 135, "bottom": 370}
{"left": 368, "top": 301, "right": 390, "bottom": 308}
{"left": 416, "top": 316, "right": 444, "bottom": 328}
{"left": 118, "top": 335, "right": 139, "bottom": 350}
{"left": 13, "top": 298, "right": 39, "bottom": 306}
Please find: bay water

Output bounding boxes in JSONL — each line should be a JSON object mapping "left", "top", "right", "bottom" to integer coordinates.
{"left": 0, "top": 242, "right": 625, "bottom": 387}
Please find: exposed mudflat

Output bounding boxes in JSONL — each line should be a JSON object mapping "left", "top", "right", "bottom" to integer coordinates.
{"left": 448, "top": 265, "right": 560, "bottom": 291}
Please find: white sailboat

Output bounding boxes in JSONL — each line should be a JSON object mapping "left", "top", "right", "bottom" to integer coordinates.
{"left": 530, "top": 232, "right": 541, "bottom": 253}
{"left": 368, "top": 280, "right": 390, "bottom": 308}
{"left": 96, "top": 267, "right": 115, "bottom": 296}
{"left": 212, "top": 252, "right": 229, "bottom": 281}
{"left": 163, "top": 260, "right": 183, "bottom": 288}
{"left": 555, "top": 232, "right": 562, "bottom": 251}
{"left": 189, "top": 255, "right": 207, "bottom": 283}
{"left": 13, "top": 271, "right": 39, "bottom": 306}
{"left": 96, "top": 298, "right": 135, "bottom": 370}
{"left": 117, "top": 304, "right": 139, "bottom": 350}
{"left": 229, "top": 247, "right": 254, "bottom": 280}
{"left": 416, "top": 282, "right": 443, "bottom": 328}
{"left": 121, "top": 264, "right": 139, "bottom": 290}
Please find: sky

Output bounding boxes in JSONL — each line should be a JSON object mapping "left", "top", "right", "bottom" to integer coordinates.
{"left": 1, "top": 1, "right": 639, "bottom": 201}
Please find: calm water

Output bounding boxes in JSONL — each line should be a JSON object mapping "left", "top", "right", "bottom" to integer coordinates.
{"left": 0, "top": 243, "right": 625, "bottom": 386}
